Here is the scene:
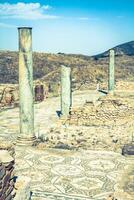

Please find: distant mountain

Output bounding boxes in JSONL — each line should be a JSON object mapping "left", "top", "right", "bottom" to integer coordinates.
{"left": 95, "top": 41, "right": 134, "bottom": 58}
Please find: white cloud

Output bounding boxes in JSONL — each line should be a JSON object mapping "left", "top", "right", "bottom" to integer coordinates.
{"left": 0, "top": 2, "right": 59, "bottom": 20}
{"left": 42, "top": 5, "right": 52, "bottom": 10}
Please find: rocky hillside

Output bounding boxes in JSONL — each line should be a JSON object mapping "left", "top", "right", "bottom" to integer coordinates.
{"left": 0, "top": 41, "right": 134, "bottom": 91}
{"left": 95, "top": 41, "right": 134, "bottom": 58}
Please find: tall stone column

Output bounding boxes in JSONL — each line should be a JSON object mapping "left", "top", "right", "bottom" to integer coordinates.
{"left": 17, "top": 27, "right": 36, "bottom": 145}
{"left": 108, "top": 49, "right": 115, "bottom": 92}
{"left": 61, "top": 65, "right": 72, "bottom": 117}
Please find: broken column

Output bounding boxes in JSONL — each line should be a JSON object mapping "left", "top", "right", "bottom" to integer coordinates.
{"left": 108, "top": 49, "right": 115, "bottom": 92}
{"left": 17, "top": 27, "right": 36, "bottom": 145}
{"left": 61, "top": 65, "right": 72, "bottom": 117}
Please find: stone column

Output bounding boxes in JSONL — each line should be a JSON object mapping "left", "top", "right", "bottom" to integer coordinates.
{"left": 108, "top": 49, "right": 115, "bottom": 92}
{"left": 61, "top": 65, "right": 72, "bottom": 117}
{"left": 17, "top": 27, "right": 36, "bottom": 145}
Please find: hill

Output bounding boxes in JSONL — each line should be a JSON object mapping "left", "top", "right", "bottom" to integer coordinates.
{"left": 95, "top": 41, "right": 134, "bottom": 58}
{"left": 0, "top": 41, "right": 133, "bottom": 93}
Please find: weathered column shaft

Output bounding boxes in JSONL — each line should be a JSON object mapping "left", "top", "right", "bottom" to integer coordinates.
{"left": 17, "top": 27, "right": 35, "bottom": 144}
{"left": 61, "top": 65, "right": 72, "bottom": 116}
{"left": 108, "top": 49, "right": 115, "bottom": 91}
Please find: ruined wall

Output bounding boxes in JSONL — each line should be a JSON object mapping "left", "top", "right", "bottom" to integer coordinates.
{"left": 67, "top": 95, "right": 134, "bottom": 126}
{"left": 0, "top": 83, "right": 48, "bottom": 110}
{"left": 0, "top": 85, "right": 19, "bottom": 108}
{"left": 0, "top": 150, "right": 15, "bottom": 200}
{"left": 40, "top": 94, "right": 133, "bottom": 151}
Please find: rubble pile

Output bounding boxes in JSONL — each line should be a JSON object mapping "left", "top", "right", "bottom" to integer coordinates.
{"left": 68, "top": 96, "right": 134, "bottom": 126}
{"left": 37, "top": 95, "right": 134, "bottom": 152}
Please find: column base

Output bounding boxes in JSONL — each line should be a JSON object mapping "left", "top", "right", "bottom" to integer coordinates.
{"left": 16, "top": 136, "right": 36, "bottom": 146}
{"left": 108, "top": 90, "right": 114, "bottom": 95}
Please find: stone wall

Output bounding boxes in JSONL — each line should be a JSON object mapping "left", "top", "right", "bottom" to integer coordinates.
{"left": 0, "top": 83, "right": 48, "bottom": 110}
{"left": 0, "top": 150, "right": 15, "bottom": 200}
{"left": 67, "top": 95, "right": 134, "bottom": 126}
{"left": 0, "top": 85, "right": 19, "bottom": 108}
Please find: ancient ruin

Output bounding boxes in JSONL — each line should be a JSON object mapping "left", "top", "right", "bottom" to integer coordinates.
{"left": 0, "top": 28, "right": 134, "bottom": 200}
{"left": 34, "top": 85, "right": 44, "bottom": 102}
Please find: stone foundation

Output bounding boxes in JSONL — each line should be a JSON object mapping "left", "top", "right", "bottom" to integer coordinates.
{"left": 66, "top": 95, "right": 134, "bottom": 126}
{"left": 38, "top": 95, "right": 133, "bottom": 151}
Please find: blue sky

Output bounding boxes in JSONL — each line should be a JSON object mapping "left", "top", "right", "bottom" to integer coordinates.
{"left": 0, "top": 0, "right": 134, "bottom": 55}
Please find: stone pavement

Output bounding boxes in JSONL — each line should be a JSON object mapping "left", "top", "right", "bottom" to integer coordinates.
{"left": 14, "top": 147, "right": 133, "bottom": 200}
{"left": 0, "top": 90, "right": 105, "bottom": 143}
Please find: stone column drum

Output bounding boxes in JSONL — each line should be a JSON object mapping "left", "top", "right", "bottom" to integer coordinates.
{"left": 61, "top": 65, "right": 72, "bottom": 117}
{"left": 17, "top": 27, "right": 36, "bottom": 145}
{"left": 108, "top": 49, "right": 115, "bottom": 92}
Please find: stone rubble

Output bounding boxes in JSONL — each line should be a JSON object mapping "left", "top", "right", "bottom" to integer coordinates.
{"left": 37, "top": 94, "right": 134, "bottom": 153}
{"left": 68, "top": 95, "right": 134, "bottom": 126}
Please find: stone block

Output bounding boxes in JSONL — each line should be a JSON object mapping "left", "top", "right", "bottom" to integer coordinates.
{"left": 0, "top": 166, "right": 5, "bottom": 180}
{"left": 5, "top": 184, "right": 14, "bottom": 197}
{"left": 0, "top": 150, "right": 14, "bottom": 164}
{"left": 122, "top": 144, "right": 134, "bottom": 156}
{"left": 3, "top": 170, "right": 13, "bottom": 187}
{"left": 0, "top": 150, "right": 15, "bottom": 199}
{"left": 14, "top": 176, "right": 31, "bottom": 200}
{"left": 0, "top": 141, "right": 15, "bottom": 158}
{"left": 5, "top": 193, "right": 12, "bottom": 200}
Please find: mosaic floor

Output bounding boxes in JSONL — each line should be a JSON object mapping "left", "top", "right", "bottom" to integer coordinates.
{"left": 14, "top": 147, "right": 132, "bottom": 200}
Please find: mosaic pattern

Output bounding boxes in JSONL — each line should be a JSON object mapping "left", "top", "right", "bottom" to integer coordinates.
{"left": 14, "top": 147, "right": 131, "bottom": 200}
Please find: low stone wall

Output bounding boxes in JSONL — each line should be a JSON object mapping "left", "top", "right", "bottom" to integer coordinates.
{"left": 0, "top": 150, "right": 15, "bottom": 200}
{"left": 67, "top": 95, "right": 134, "bottom": 126}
